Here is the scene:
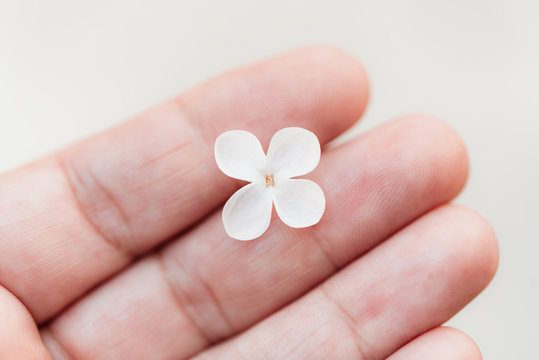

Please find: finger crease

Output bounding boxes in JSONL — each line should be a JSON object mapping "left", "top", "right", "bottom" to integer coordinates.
{"left": 56, "top": 156, "right": 133, "bottom": 259}
{"left": 320, "top": 285, "right": 370, "bottom": 360}
{"left": 156, "top": 253, "right": 234, "bottom": 346}
{"left": 310, "top": 230, "right": 340, "bottom": 271}
{"left": 136, "top": 139, "right": 192, "bottom": 169}
{"left": 173, "top": 98, "right": 214, "bottom": 148}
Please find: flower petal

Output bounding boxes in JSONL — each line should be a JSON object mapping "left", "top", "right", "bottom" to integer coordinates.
{"left": 272, "top": 179, "right": 325, "bottom": 228}
{"left": 222, "top": 182, "right": 273, "bottom": 241}
{"left": 215, "top": 130, "right": 267, "bottom": 182}
{"left": 266, "top": 127, "right": 321, "bottom": 179}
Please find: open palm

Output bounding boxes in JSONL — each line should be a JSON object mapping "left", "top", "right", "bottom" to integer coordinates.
{"left": 0, "top": 46, "right": 498, "bottom": 360}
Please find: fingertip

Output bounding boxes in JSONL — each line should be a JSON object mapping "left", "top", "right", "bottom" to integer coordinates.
{"left": 0, "top": 287, "right": 51, "bottom": 360}
{"left": 436, "top": 327, "right": 483, "bottom": 359}
{"left": 441, "top": 204, "right": 499, "bottom": 287}
{"left": 182, "top": 45, "right": 370, "bottom": 145}
{"left": 388, "top": 326, "right": 483, "bottom": 360}
{"left": 416, "top": 204, "right": 499, "bottom": 301}
{"left": 391, "top": 113, "right": 470, "bottom": 199}
{"left": 296, "top": 44, "right": 370, "bottom": 122}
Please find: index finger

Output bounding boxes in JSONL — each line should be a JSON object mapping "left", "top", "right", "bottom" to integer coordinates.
{"left": 0, "top": 46, "right": 369, "bottom": 322}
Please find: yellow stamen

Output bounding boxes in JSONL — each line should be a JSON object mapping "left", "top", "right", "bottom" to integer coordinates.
{"left": 265, "top": 174, "right": 274, "bottom": 187}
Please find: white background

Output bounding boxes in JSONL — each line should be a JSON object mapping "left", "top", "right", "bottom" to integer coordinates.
{"left": 1, "top": 1, "right": 537, "bottom": 358}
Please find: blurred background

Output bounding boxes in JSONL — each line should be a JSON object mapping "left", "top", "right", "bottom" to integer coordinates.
{"left": 0, "top": 1, "right": 537, "bottom": 358}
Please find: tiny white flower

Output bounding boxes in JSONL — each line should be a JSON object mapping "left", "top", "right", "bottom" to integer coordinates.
{"left": 214, "top": 127, "right": 326, "bottom": 241}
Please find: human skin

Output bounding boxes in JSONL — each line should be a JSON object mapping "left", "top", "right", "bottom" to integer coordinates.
{"left": 0, "top": 46, "right": 498, "bottom": 359}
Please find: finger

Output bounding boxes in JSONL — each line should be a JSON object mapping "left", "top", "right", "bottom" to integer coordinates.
{"left": 0, "top": 286, "right": 50, "bottom": 360}
{"left": 43, "top": 115, "right": 469, "bottom": 360}
{"left": 387, "top": 327, "right": 482, "bottom": 360}
{"left": 0, "top": 46, "right": 369, "bottom": 322}
{"left": 193, "top": 205, "right": 498, "bottom": 360}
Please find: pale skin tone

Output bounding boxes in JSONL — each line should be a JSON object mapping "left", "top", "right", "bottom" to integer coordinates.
{"left": 0, "top": 46, "right": 498, "bottom": 359}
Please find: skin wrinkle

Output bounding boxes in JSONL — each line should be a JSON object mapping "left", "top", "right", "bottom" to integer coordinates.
{"left": 57, "top": 156, "right": 133, "bottom": 259}
{"left": 85, "top": 168, "right": 135, "bottom": 254}
{"left": 125, "top": 153, "right": 211, "bottom": 206}
{"left": 216, "top": 224, "right": 332, "bottom": 326}
{"left": 155, "top": 254, "right": 211, "bottom": 349}
{"left": 0, "top": 160, "right": 132, "bottom": 323}
{"left": 58, "top": 100, "right": 210, "bottom": 257}
{"left": 189, "top": 272, "right": 236, "bottom": 341}
{"left": 280, "top": 320, "right": 329, "bottom": 359}
{"left": 308, "top": 228, "right": 340, "bottom": 271}
{"left": 124, "top": 158, "right": 202, "bottom": 198}
{"left": 44, "top": 257, "right": 213, "bottom": 360}
{"left": 122, "top": 101, "right": 217, "bottom": 208}
{"left": 300, "top": 327, "right": 333, "bottom": 360}
{"left": 157, "top": 248, "right": 237, "bottom": 345}
{"left": 135, "top": 138, "right": 193, "bottom": 170}
{"left": 172, "top": 98, "right": 216, "bottom": 148}
{"left": 319, "top": 286, "right": 369, "bottom": 360}
{"left": 278, "top": 320, "right": 334, "bottom": 360}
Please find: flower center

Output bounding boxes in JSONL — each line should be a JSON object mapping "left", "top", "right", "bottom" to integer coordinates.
{"left": 264, "top": 174, "right": 275, "bottom": 187}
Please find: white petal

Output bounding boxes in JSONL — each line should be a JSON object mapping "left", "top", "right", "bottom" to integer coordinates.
{"left": 272, "top": 179, "right": 325, "bottom": 228}
{"left": 222, "top": 182, "right": 273, "bottom": 241}
{"left": 266, "top": 127, "right": 321, "bottom": 179}
{"left": 215, "top": 130, "right": 267, "bottom": 182}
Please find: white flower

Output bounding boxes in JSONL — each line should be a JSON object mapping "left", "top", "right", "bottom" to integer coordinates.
{"left": 214, "top": 127, "right": 326, "bottom": 241}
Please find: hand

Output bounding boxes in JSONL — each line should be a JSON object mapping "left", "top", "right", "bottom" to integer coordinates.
{"left": 0, "top": 46, "right": 498, "bottom": 360}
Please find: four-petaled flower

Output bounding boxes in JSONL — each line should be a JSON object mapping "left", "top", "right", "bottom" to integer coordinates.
{"left": 214, "top": 127, "right": 326, "bottom": 240}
